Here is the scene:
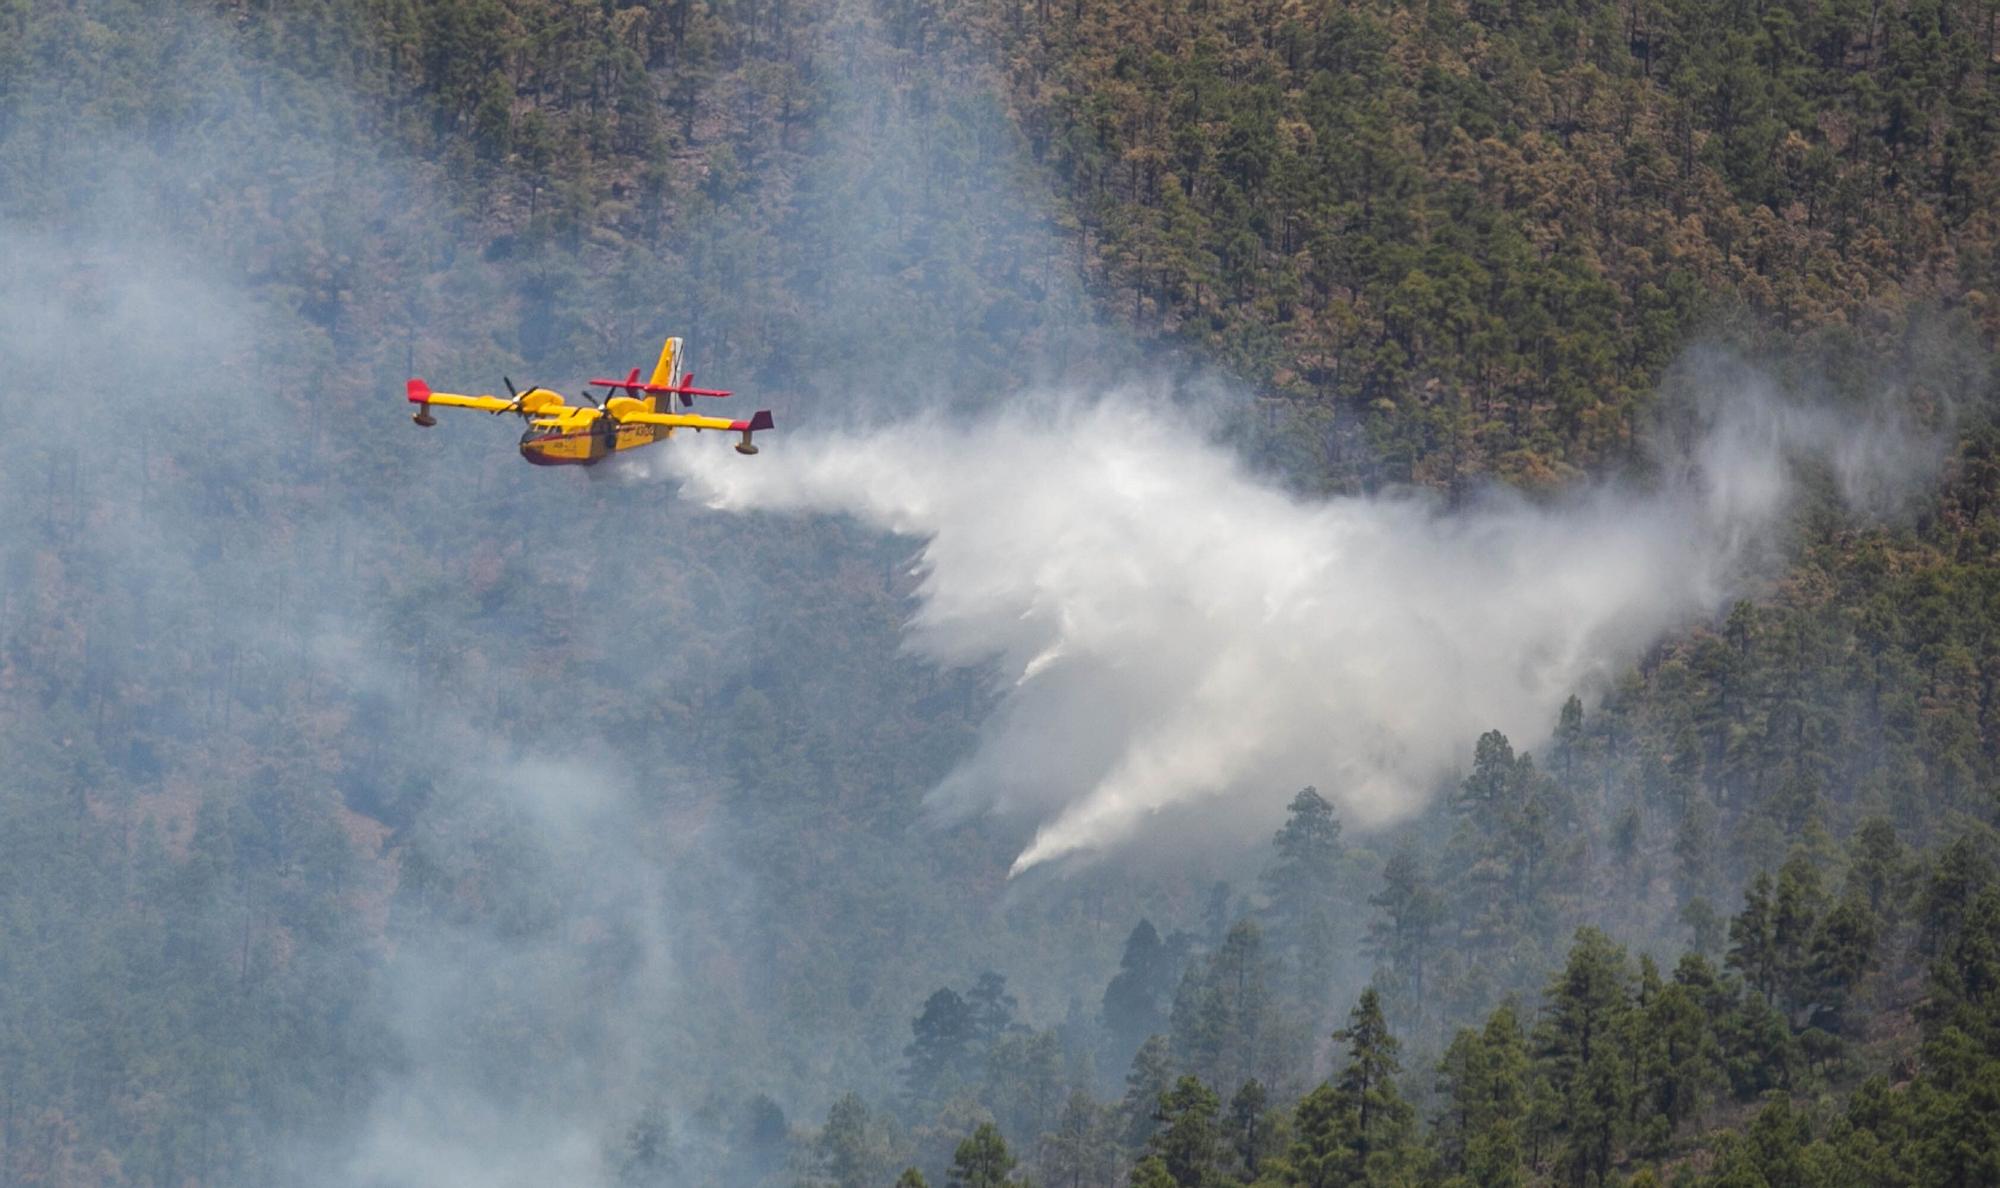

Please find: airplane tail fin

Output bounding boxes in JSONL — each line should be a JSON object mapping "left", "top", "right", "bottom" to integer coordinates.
{"left": 648, "top": 337, "right": 683, "bottom": 391}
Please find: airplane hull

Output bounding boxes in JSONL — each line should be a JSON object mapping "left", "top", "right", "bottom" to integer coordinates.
{"left": 520, "top": 448, "right": 599, "bottom": 467}
{"left": 518, "top": 424, "right": 670, "bottom": 466}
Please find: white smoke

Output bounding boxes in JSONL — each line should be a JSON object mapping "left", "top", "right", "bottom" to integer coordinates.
{"left": 668, "top": 373, "right": 1941, "bottom": 876}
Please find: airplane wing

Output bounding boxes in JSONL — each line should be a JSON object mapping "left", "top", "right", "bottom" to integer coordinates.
{"left": 609, "top": 403, "right": 774, "bottom": 453}
{"left": 408, "top": 379, "right": 570, "bottom": 424}
{"left": 408, "top": 378, "right": 511, "bottom": 413}
{"left": 608, "top": 405, "right": 774, "bottom": 435}
{"left": 614, "top": 410, "right": 750, "bottom": 432}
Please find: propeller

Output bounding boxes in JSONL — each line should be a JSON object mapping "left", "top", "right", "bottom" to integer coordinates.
{"left": 502, "top": 376, "right": 565, "bottom": 420}
{"left": 593, "top": 395, "right": 620, "bottom": 442}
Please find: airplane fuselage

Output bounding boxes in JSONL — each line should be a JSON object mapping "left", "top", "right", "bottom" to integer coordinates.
{"left": 518, "top": 414, "right": 673, "bottom": 466}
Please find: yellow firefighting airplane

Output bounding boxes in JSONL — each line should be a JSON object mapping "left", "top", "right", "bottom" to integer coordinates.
{"left": 407, "top": 336, "right": 773, "bottom": 465}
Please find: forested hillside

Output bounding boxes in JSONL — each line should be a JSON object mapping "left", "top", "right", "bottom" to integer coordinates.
{"left": 1, "top": 0, "right": 1998, "bottom": 1184}
{"left": 994, "top": 0, "right": 2000, "bottom": 488}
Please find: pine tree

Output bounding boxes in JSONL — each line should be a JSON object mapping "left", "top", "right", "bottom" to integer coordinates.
{"left": 1636, "top": 963, "right": 1721, "bottom": 1147}
{"left": 1468, "top": 1004, "right": 1530, "bottom": 1186}
{"left": 1286, "top": 988, "right": 1417, "bottom": 1186}
{"left": 1121, "top": 1034, "right": 1176, "bottom": 1150}
{"left": 1367, "top": 845, "right": 1444, "bottom": 1020}
{"left": 1920, "top": 886, "right": 2000, "bottom": 1061}
{"left": 1536, "top": 929, "right": 1633, "bottom": 1188}
{"left": 1433, "top": 1026, "right": 1487, "bottom": 1178}
{"left": 1846, "top": 816, "right": 1907, "bottom": 919}
{"left": 907, "top": 988, "right": 978, "bottom": 1106}
{"left": 1146, "top": 1075, "right": 1223, "bottom": 1187}
{"left": 1204, "top": 881, "right": 1237, "bottom": 948}
{"left": 1707, "top": 1096, "right": 1815, "bottom": 1187}
{"left": 1227, "top": 1079, "right": 1268, "bottom": 1178}
{"left": 1448, "top": 731, "right": 1580, "bottom": 962}
{"left": 948, "top": 1122, "right": 1015, "bottom": 1188}
{"left": 1551, "top": 694, "right": 1585, "bottom": 784}
{"left": 816, "top": 1094, "right": 886, "bottom": 1188}
{"left": 1040, "top": 1090, "right": 1114, "bottom": 1188}
{"left": 1919, "top": 835, "right": 1995, "bottom": 957}
{"left": 1334, "top": 988, "right": 1408, "bottom": 1162}
{"left": 1680, "top": 896, "right": 1726, "bottom": 958}
{"left": 984, "top": 1028, "right": 1066, "bottom": 1144}
{"left": 1434, "top": 1001, "right": 1527, "bottom": 1185}
{"left": 1169, "top": 920, "right": 1283, "bottom": 1092}
{"left": 1728, "top": 872, "right": 1779, "bottom": 1001}
{"left": 736, "top": 1094, "right": 788, "bottom": 1180}
{"left": 969, "top": 971, "right": 1020, "bottom": 1046}
{"left": 1103, "top": 920, "right": 1174, "bottom": 1062}
{"left": 1805, "top": 892, "right": 1879, "bottom": 1031}
{"left": 1770, "top": 854, "right": 1828, "bottom": 1014}
{"left": 1264, "top": 786, "right": 1344, "bottom": 949}
{"left": 1212, "top": 920, "right": 1273, "bottom": 1090}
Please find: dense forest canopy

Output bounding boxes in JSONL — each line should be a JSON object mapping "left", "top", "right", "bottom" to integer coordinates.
{"left": 998, "top": 0, "right": 2000, "bottom": 490}
{"left": 1, "top": 0, "right": 1998, "bottom": 1184}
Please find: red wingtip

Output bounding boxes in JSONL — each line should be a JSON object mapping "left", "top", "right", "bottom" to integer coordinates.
{"left": 406, "top": 378, "right": 432, "bottom": 403}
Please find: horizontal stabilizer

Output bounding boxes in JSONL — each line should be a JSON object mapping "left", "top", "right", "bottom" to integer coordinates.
{"left": 588, "top": 376, "right": 735, "bottom": 398}
{"left": 675, "top": 376, "right": 734, "bottom": 398}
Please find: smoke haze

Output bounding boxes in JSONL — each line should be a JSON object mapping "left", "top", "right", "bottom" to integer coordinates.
{"left": 3, "top": 1, "right": 1983, "bottom": 1184}
{"left": 0, "top": 7, "right": 1142, "bottom": 1178}
{"left": 671, "top": 372, "right": 1944, "bottom": 874}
